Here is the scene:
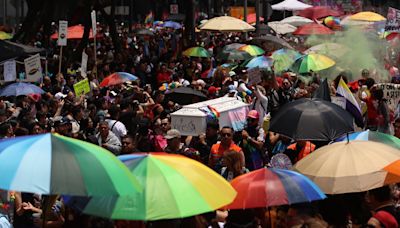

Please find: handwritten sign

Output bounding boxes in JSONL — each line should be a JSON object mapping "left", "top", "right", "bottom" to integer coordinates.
{"left": 385, "top": 7, "right": 400, "bottom": 32}
{"left": 3, "top": 60, "right": 16, "bottom": 82}
{"left": 24, "top": 54, "right": 42, "bottom": 82}
{"left": 247, "top": 67, "right": 262, "bottom": 86}
{"left": 58, "top": 20, "right": 68, "bottom": 46}
{"left": 377, "top": 83, "right": 400, "bottom": 111}
{"left": 73, "top": 78, "right": 90, "bottom": 96}
{"left": 171, "top": 115, "right": 206, "bottom": 136}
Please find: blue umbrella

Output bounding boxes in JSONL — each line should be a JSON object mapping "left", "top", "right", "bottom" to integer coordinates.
{"left": 245, "top": 55, "right": 273, "bottom": 69}
{"left": 163, "top": 21, "right": 182, "bottom": 29}
{"left": 0, "top": 82, "right": 45, "bottom": 97}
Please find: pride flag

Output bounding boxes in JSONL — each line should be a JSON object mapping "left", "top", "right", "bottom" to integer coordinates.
{"left": 144, "top": 12, "right": 154, "bottom": 24}
{"left": 336, "top": 77, "right": 364, "bottom": 127}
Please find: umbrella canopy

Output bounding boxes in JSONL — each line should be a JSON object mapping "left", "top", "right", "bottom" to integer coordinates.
{"left": 298, "top": 6, "right": 343, "bottom": 20}
{"left": 51, "top": 25, "right": 96, "bottom": 40}
{"left": 250, "top": 35, "right": 294, "bottom": 49}
{"left": 304, "top": 43, "right": 349, "bottom": 59}
{"left": 268, "top": 22, "right": 297, "bottom": 34}
{"left": 271, "top": 48, "right": 302, "bottom": 73}
{"left": 280, "top": 16, "right": 313, "bottom": 27}
{"left": 349, "top": 11, "right": 386, "bottom": 22}
{"left": 244, "top": 55, "right": 273, "bottom": 69}
{"left": 291, "top": 53, "right": 335, "bottom": 73}
{"left": 293, "top": 23, "right": 334, "bottom": 35}
{"left": 0, "top": 31, "right": 12, "bottom": 40}
{"left": 218, "top": 49, "right": 252, "bottom": 61}
{"left": 200, "top": 16, "right": 255, "bottom": 32}
{"left": 0, "top": 40, "right": 45, "bottom": 63}
{"left": 336, "top": 130, "right": 400, "bottom": 150}
{"left": 99, "top": 72, "right": 138, "bottom": 88}
{"left": 242, "top": 13, "right": 264, "bottom": 24}
{"left": 182, "top": 47, "right": 211, "bottom": 58}
{"left": 0, "top": 82, "right": 45, "bottom": 97}
{"left": 162, "top": 21, "right": 182, "bottom": 29}
{"left": 223, "top": 43, "right": 246, "bottom": 51}
{"left": 294, "top": 141, "right": 400, "bottom": 194}
{"left": 166, "top": 87, "right": 207, "bottom": 105}
{"left": 0, "top": 133, "right": 141, "bottom": 196}
{"left": 269, "top": 98, "right": 354, "bottom": 141}
{"left": 67, "top": 153, "right": 236, "bottom": 220}
{"left": 238, "top": 45, "right": 265, "bottom": 56}
{"left": 135, "top": 28, "right": 155, "bottom": 36}
{"left": 226, "top": 168, "right": 326, "bottom": 209}
{"left": 272, "top": 0, "right": 312, "bottom": 11}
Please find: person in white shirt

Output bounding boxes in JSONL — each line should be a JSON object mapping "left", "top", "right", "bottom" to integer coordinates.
{"left": 106, "top": 104, "right": 127, "bottom": 141}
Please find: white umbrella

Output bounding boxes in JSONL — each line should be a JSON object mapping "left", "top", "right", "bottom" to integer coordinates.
{"left": 272, "top": 0, "right": 312, "bottom": 11}
{"left": 280, "top": 16, "right": 313, "bottom": 27}
{"left": 200, "top": 16, "right": 255, "bottom": 32}
{"left": 268, "top": 22, "right": 297, "bottom": 34}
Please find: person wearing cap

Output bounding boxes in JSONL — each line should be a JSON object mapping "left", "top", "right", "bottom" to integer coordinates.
{"left": 96, "top": 121, "right": 122, "bottom": 155}
{"left": 241, "top": 110, "right": 266, "bottom": 170}
{"left": 367, "top": 210, "right": 398, "bottom": 228}
{"left": 164, "top": 129, "right": 200, "bottom": 160}
{"left": 366, "top": 186, "right": 400, "bottom": 225}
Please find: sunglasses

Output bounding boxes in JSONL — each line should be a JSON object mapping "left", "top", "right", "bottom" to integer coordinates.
{"left": 221, "top": 133, "right": 232, "bottom": 137}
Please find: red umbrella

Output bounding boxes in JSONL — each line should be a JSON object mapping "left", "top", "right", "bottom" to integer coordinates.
{"left": 242, "top": 13, "right": 264, "bottom": 24}
{"left": 50, "top": 25, "right": 98, "bottom": 40}
{"left": 298, "top": 6, "right": 342, "bottom": 20}
{"left": 386, "top": 32, "right": 400, "bottom": 41}
{"left": 293, "top": 23, "right": 334, "bottom": 35}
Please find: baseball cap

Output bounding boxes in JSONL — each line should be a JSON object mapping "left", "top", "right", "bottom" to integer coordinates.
{"left": 208, "top": 86, "right": 217, "bottom": 95}
{"left": 164, "top": 129, "right": 181, "bottom": 139}
{"left": 228, "top": 85, "right": 236, "bottom": 93}
{"left": 55, "top": 92, "right": 67, "bottom": 100}
{"left": 247, "top": 110, "right": 260, "bottom": 119}
{"left": 373, "top": 211, "right": 398, "bottom": 228}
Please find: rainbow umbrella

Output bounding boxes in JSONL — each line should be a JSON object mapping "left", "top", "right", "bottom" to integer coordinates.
{"left": 244, "top": 55, "right": 273, "bottom": 69}
{"left": 99, "top": 72, "right": 138, "bottom": 87}
{"left": 0, "top": 133, "right": 141, "bottom": 196}
{"left": 271, "top": 49, "right": 302, "bottom": 73}
{"left": 291, "top": 53, "right": 335, "bottom": 73}
{"left": 0, "top": 31, "right": 12, "bottom": 40}
{"left": 183, "top": 46, "right": 211, "bottom": 58}
{"left": 226, "top": 168, "right": 326, "bottom": 209}
{"left": 218, "top": 49, "right": 252, "bottom": 61}
{"left": 336, "top": 130, "right": 400, "bottom": 150}
{"left": 66, "top": 153, "right": 236, "bottom": 220}
{"left": 238, "top": 45, "right": 265, "bottom": 56}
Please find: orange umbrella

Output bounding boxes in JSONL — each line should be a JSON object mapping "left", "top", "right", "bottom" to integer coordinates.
{"left": 293, "top": 23, "right": 334, "bottom": 35}
{"left": 298, "top": 6, "right": 342, "bottom": 20}
{"left": 242, "top": 13, "right": 264, "bottom": 24}
{"left": 50, "top": 25, "right": 98, "bottom": 40}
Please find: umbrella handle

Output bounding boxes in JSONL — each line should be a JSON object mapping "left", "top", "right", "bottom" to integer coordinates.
{"left": 346, "top": 132, "right": 349, "bottom": 144}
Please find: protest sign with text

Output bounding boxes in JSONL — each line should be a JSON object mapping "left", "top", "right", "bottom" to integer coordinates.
{"left": 385, "top": 7, "right": 400, "bottom": 32}
{"left": 73, "top": 79, "right": 91, "bottom": 96}
{"left": 24, "top": 54, "right": 42, "bottom": 82}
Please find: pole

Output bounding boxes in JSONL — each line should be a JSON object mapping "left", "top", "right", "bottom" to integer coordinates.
{"left": 93, "top": 34, "right": 97, "bottom": 79}
{"left": 244, "top": 0, "right": 248, "bottom": 40}
{"left": 3, "top": 0, "right": 6, "bottom": 25}
{"left": 58, "top": 46, "right": 63, "bottom": 74}
{"left": 255, "top": 0, "right": 260, "bottom": 36}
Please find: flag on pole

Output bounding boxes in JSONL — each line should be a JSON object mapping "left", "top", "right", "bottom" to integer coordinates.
{"left": 336, "top": 77, "right": 364, "bottom": 127}
{"left": 145, "top": 12, "right": 154, "bottom": 24}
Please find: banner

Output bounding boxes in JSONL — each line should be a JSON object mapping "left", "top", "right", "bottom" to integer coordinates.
{"left": 376, "top": 83, "right": 400, "bottom": 111}
{"left": 73, "top": 79, "right": 90, "bottom": 96}
{"left": 3, "top": 60, "right": 16, "bottom": 82}
{"left": 81, "top": 52, "right": 88, "bottom": 77}
{"left": 385, "top": 7, "right": 400, "bottom": 32}
{"left": 91, "top": 11, "right": 97, "bottom": 36}
{"left": 247, "top": 67, "right": 262, "bottom": 86}
{"left": 24, "top": 54, "right": 42, "bottom": 82}
{"left": 58, "top": 20, "right": 68, "bottom": 46}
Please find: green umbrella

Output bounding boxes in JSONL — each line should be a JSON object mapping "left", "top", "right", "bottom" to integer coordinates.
{"left": 182, "top": 46, "right": 211, "bottom": 58}
{"left": 271, "top": 49, "right": 302, "bottom": 73}
{"left": 67, "top": 153, "right": 236, "bottom": 220}
{"left": 291, "top": 53, "right": 335, "bottom": 74}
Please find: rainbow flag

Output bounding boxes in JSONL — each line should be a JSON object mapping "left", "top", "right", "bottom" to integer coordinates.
{"left": 336, "top": 77, "right": 364, "bottom": 127}
{"left": 144, "top": 12, "right": 154, "bottom": 24}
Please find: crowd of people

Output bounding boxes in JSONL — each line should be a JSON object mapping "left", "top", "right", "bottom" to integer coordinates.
{"left": 0, "top": 17, "right": 400, "bottom": 228}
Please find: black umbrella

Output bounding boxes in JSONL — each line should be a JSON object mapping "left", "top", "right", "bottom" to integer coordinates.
{"left": 249, "top": 35, "right": 294, "bottom": 50}
{"left": 167, "top": 87, "right": 207, "bottom": 105}
{"left": 269, "top": 98, "right": 354, "bottom": 141}
{"left": 0, "top": 40, "right": 45, "bottom": 63}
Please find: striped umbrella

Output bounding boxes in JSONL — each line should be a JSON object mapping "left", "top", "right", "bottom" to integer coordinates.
{"left": 0, "top": 133, "right": 141, "bottom": 196}
{"left": 244, "top": 55, "right": 273, "bottom": 69}
{"left": 238, "top": 45, "right": 265, "bottom": 56}
{"left": 182, "top": 47, "right": 211, "bottom": 58}
{"left": 271, "top": 49, "right": 302, "bottom": 73}
{"left": 66, "top": 153, "right": 236, "bottom": 220}
{"left": 226, "top": 168, "right": 326, "bottom": 209}
{"left": 336, "top": 130, "right": 400, "bottom": 150}
{"left": 291, "top": 53, "right": 335, "bottom": 73}
{"left": 99, "top": 72, "right": 138, "bottom": 87}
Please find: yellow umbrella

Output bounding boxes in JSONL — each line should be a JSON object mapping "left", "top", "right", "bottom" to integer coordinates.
{"left": 200, "top": 16, "right": 255, "bottom": 32}
{"left": 349, "top": 11, "right": 386, "bottom": 22}
{"left": 293, "top": 141, "right": 400, "bottom": 194}
{"left": 0, "top": 31, "right": 12, "bottom": 40}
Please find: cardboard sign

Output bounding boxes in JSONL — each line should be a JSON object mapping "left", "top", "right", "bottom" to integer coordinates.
{"left": 73, "top": 78, "right": 90, "bottom": 96}
{"left": 58, "top": 20, "right": 68, "bottom": 46}
{"left": 81, "top": 52, "right": 88, "bottom": 77}
{"left": 377, "top": 83, "right": 400, "bottom": 111}
{"left": 24, "top": 54, "right": 42, "bottom": 82}
{"left": 91, "top": 11, "right": 97, "bottom": 36}
{"left": 3, "top": 60, "right": 16, "bottom": 82}
{"left": 385, "top": 7, "right": 400, "bottom": 32}
{"left": 247, "top": 67, "right": 262, "bottom": 85}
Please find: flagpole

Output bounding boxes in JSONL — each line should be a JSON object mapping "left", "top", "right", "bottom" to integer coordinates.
{"left": 58, "top": 46, "right": 63, "bottom": 74}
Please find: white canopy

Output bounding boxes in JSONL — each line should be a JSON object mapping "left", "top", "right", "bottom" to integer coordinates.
{"left": 200, "top": 16, "right": 255, "bottom": 32}
{"left": 280, "top": 16, "right": 313, "bottom": 27}
{"left": 272, "top": 0, "right": 312, "bottom": 11}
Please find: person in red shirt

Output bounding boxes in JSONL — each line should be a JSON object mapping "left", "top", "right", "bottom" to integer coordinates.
{"left": 209, "top": 126, "right": 244, "bottom": 171}
{"left": 156, "top": 64, "right": 172, "bottom": 85}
